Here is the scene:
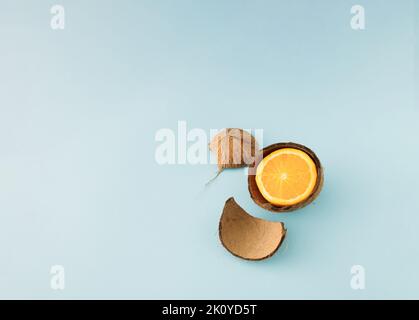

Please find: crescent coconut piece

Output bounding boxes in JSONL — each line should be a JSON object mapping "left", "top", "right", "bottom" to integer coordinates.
{"left": 219, "top": 197, "right": 287, "bottom": 261}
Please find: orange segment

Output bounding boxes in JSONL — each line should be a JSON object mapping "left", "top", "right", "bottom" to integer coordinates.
{"left": 255, "top": 148, "right": 317, "bottom": 206}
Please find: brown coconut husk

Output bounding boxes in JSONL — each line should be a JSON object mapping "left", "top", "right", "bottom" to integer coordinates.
{"left": 219, "top": 197, "right": 287, "bottom": 261}
{"left": 248, "top": 142, "right": 324, "bottom": 213}
{"left": 209, "top": 128, "right": 258, "bottom": 173}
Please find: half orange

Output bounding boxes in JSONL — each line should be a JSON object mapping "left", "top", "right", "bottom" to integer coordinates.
{"left": 255, "top": 148, "right": 317, "bottom": 206}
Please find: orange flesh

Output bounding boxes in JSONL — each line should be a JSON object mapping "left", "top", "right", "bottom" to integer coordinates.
{"left": 255, "top": 148, "right": 317, "bottom": 206}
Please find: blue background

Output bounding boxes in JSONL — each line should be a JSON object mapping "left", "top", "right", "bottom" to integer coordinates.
{"left": 0, "top": 0, "right": 418, "bottom": 299}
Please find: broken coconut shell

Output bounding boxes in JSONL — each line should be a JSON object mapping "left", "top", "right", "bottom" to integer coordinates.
{"left": 209, "top": 128, "right": 258, "bottom": 173}
{"left": 219, "top": 197, "right": 287, "bottom": 260}
{"left": 248, "top": 142, "right": 324, "bottom": 213}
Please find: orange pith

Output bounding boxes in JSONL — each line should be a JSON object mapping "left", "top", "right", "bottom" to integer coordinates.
{"left": 255, "top": 148, "right": 317, "bottom": 206}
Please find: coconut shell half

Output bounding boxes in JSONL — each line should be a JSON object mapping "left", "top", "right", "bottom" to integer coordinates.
{"left": 219, "top": 197, "right": 287, "bottom": 260}
{"left": 248, "top": 142, "right": 324, "bottom": 213}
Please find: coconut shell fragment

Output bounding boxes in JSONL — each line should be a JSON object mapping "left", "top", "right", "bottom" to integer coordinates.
{"left": 209, "top": 128, "right": 258, "bottom": 172}
{"left": 248, "top": 142, "right": 324, "bottom": 212}
{"left": 219, "top": 197, "right": 287, "bottom": 260}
